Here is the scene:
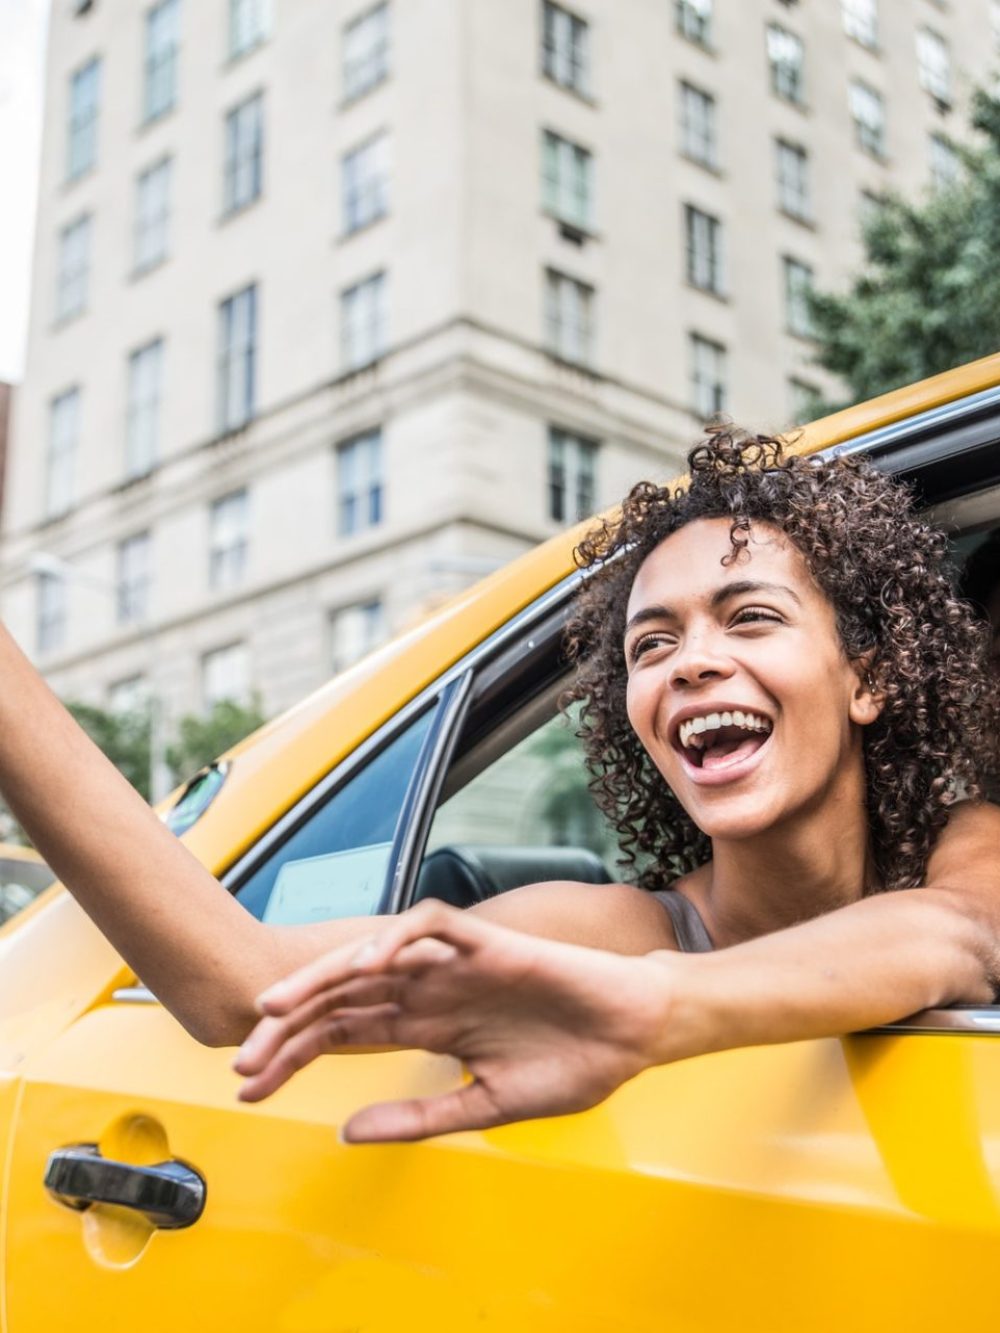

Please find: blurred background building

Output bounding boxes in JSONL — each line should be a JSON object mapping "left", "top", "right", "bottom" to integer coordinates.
{"left": 1, "top": 0, "right": 997, "bottom": 769}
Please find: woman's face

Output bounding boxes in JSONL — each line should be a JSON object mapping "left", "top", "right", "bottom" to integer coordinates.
{"left": 624, "top": 517, "right": 879, "bottom": 843}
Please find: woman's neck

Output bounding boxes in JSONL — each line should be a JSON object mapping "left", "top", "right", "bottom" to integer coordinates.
{"left": 686, "top": 775, "right": 878, "bottom": 948}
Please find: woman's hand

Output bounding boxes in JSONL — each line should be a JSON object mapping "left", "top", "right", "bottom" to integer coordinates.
{"left": 233, "top": 900, "right": 677, "bottom": 1142}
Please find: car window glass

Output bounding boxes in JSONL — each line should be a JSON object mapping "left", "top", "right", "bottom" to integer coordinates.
{"left": 0, "top": 857, "right": 57, "bottom": 926}
{"left": 419, "top": 695, "right": 626, "bottom": 907}
{"left": 235, "top": 706, "right": 435, "bottom": 922}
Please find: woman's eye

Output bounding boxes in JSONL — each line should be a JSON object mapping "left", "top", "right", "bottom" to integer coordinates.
{"left": 732, "top": 607, "right": 783, "bottom": 627}
{"left": 628, "top": 633, "right": 673, "bottom": 662}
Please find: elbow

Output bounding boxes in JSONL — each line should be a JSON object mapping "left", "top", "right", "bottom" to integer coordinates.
{"left": 928, "top": 894, "right": 999, "bottom": 1007}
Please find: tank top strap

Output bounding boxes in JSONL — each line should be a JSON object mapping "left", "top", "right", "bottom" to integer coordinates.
{"left": 651, "top": 888, "right": 714, "bottom": 953}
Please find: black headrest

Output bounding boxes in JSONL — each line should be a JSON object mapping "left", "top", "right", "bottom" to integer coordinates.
{"left": 416, "top": 843, "right": 613, "bottom": 909}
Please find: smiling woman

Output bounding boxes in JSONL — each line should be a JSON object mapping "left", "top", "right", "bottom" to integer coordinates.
{"left": 231, "top": 427, "right": 1000, "bottom": 1140}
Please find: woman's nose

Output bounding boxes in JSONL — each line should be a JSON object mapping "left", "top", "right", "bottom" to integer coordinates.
{"left": 668, "top": 633, "right": 735, "bottom": 689}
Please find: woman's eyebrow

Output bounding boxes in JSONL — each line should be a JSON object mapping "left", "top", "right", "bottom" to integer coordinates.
{"left": 624, "top": 604, "right": 676, "bottom": 636}
{"left": 711, "top": 579, "right": 803, "bottom": 608}
{"left": 625, "top": 580, "right": 802, "bottom": 635}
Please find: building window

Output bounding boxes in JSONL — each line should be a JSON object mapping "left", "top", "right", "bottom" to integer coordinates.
{"left": 202, "top": 642, "right": 250, "bottom": 709}
{"left": 36, "top": 573, "right": 67, "bottom": 655}
{"left": 229, "top": 0, "right": 270, "bottom": 58}
{"left": 336, "top": 429, "right": 383, "bottom": 537}
{"left": 143, "top": 0, "right": 180, "bottom": 123}
{"left": 541, "top": 2, "right": 590, "bottom": 96}
{"left": 767, "top": 25, "right": 804, "bottom": 104}
{"left": 223, "top": 91, "right": 264, "bottom": 215}
{"left": 541, "top": 131, "right": 594, "bottom": 232}
{"left": 548, "top": 426, "right": 597, "bottom": 524}
{"left": 690, "top": 333, "right": 726, "bottom": 419}
{"left": 125, "top": 338, "right": 164, "bottom": 478}
{"left": 849, "top": 80, "right": 885, "bottom": 159}
{"left": 343, "top": 3, "right": 390, "bottom": 102}
{"left": 685, "top": 205, "right": 725, "bottom": 296}
{"left": 775, "top": 139, "right": 811, "bottom": 221}
{"left": 116, "top": 532, "right": 152, "bottom": 625}
{"left": 46, "top": 388, "right": 80, "bottom": 518}
{"left": 544, "top": 268, "right": 594, "bottom": 366}
{"left": 676, "top": 0, "right": 712, "bottom": 47}
{"left": 330, "top": 599, "right": 385, "bottom": 674}
{"left": 217, "top": 284, "right": 257, "bottom": 433}
{"left": 841, "top": 0, "right": 877, "bottom": 49}
{"left": 55, "top": 215, "right": 91, "bottom": 322}
{"left": 108, "top": 675, "right": 148, "bottom": 715}
{"left": 342, "top": 133, "right": 390, "bottom": 234}
{"left": 209, "top": 489, "right": 249, "bottom": 590}
{"left": 916, "top": 28, "right": 951, "bottom": 107}
{"left": 67, "top": 56, "right": 100, "bottom": 180}
{"left": 929, "top": 133, "right": 960, "bottom": 190}
{"left": 341, "top": 271, "right": 388, "bottom": 371}
{"left": 789, "top": 378, "right": 823, "bottom": 426}
{"left": 782, "top": 256, "right": 814, "bottom": 338}
{"left": 134, "top": 157, "right": 172, "bottom": 272}
{"left": 679, "top": 82, "right": 717, "bottom": 169}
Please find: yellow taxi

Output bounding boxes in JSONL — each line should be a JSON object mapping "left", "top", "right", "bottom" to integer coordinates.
{"left": 2, "top": 358, "right": 1000, "bottom": 1332}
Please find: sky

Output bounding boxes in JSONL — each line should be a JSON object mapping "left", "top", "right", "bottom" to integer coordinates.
{"left": 0, "top": 0, "right": 49, "bottom": 384}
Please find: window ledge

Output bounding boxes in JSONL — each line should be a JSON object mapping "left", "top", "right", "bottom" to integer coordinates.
{"left": 539, "top": 71, "right": 599, "bottom": 109}
{"left": 137, "top": 104, "right": 177, "bottom": 137}
{"left": 675, "top": 33, "right": 718, "bottom": 56}
{"left": 129, "top": 255, "right": 171, "bottom": 283}
{"left": 223, "top": 36, "right": 269, "bottom": 70}
{"left": 686, "top": 280, "right": 729, "bottom": 304}
{"left": 337, "top": 73, "right": 390, "bottom": 113}
{"left": 541, "top": 209, "right": 600, "bottom": 243}
{"left": 777, "top": 206, "right": 816, "bottom": 230}
{"left": 679, "top": 150, "right": 724, "bottom": 177}
{"left": 337, "top": 211, "right": 389, "bottom": 244}
{"left": 218, "top": 194, "right": 265, "bottom": 226}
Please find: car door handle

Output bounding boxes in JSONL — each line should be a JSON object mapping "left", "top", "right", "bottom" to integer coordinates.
{"left": 44, "top": 1144, "right": 206, "bottom": 1230}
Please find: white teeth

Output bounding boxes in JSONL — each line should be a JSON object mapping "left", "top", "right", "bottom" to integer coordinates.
{"left": 678, "top": 711, "right": 773, "bottom": 750}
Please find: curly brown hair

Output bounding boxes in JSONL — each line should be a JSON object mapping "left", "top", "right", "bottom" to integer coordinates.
{"left": 565, "top": 425, "right": 1000, "bottom": 891}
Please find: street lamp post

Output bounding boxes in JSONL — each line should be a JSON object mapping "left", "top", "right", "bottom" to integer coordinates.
{"left": 27, "top": 552, "right": 171, "bottom": 804}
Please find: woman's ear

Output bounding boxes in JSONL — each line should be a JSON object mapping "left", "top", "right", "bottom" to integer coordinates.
{"left": 849, "top": 656, "right": 884, "bottom": 727}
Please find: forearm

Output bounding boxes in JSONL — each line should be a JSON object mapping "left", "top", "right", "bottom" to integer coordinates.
{"left": 0, "top": 625, "right": 278, "bottom": 1043}
{"left": 652, "top": 889, "right": 998, "bottom": 1065}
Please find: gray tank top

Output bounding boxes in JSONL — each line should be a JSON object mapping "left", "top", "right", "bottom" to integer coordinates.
{"left": 651, "top": 889, "right": 714, "bottom": 952}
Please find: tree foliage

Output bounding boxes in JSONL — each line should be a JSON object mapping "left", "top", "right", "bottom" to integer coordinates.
{"left": 809, "top": 90, "right": 1000, "bottom": 408}
{"left": 66, "top": 701, "right": 152, "bottom": 800}
{"left": 164, "top": 697, "right": 267, "bottom": 786}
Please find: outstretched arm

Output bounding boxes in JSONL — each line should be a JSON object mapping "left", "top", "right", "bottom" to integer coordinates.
{"left": 0, "top": 625, "right": 380, "bottom": 1044}
{"left": 234, "top": 802, "right": 1000, "bottom": 1141}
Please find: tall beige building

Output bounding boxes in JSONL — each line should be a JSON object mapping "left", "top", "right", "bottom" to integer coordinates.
{"left": 2, "top": 0, "right": 996, "bottom": 773}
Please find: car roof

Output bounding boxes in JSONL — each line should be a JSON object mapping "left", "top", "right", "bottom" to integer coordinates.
{"left": 178, "top": 350, "right": 1000, "bottom": 876}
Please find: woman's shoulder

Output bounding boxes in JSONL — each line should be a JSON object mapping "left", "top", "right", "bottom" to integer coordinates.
{"left": 470, "top": 878, "right": 680, "bottom": 954}
{"left": 924, "top": 799, "right": 1000, "bottom": 889}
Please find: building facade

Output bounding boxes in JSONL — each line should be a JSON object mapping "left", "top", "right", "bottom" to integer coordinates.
{"left": 2, "top": 0, "right": 996, "bottom": 757}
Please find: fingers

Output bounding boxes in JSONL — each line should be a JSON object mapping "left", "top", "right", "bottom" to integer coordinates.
{"left": 236, "top": 1003, "right": 404, "bottom": 1103}
{"left": 258, "top": 901, "right": 485, "bottom": 1018}
{"left": 342, "top": 1079, "right": 508, "bottom": 1143}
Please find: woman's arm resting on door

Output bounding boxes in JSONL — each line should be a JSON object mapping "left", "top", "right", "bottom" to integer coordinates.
{"left": 234, "top": 803, "right": 1000, "bottom": 1140}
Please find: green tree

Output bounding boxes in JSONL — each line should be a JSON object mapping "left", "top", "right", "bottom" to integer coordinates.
{"left": 66, "top": 701, "right": 152, "bottom": 800}
{"left": 809, "top": 90, "right": 1000, "bottom": 409}
{"left": 165, "top": 696, "right": 267, "bottom": 786}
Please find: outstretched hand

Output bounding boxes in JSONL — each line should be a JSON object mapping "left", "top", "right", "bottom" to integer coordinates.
{"left": 233, "top": 900, "right": 677, "bottom": 1142}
